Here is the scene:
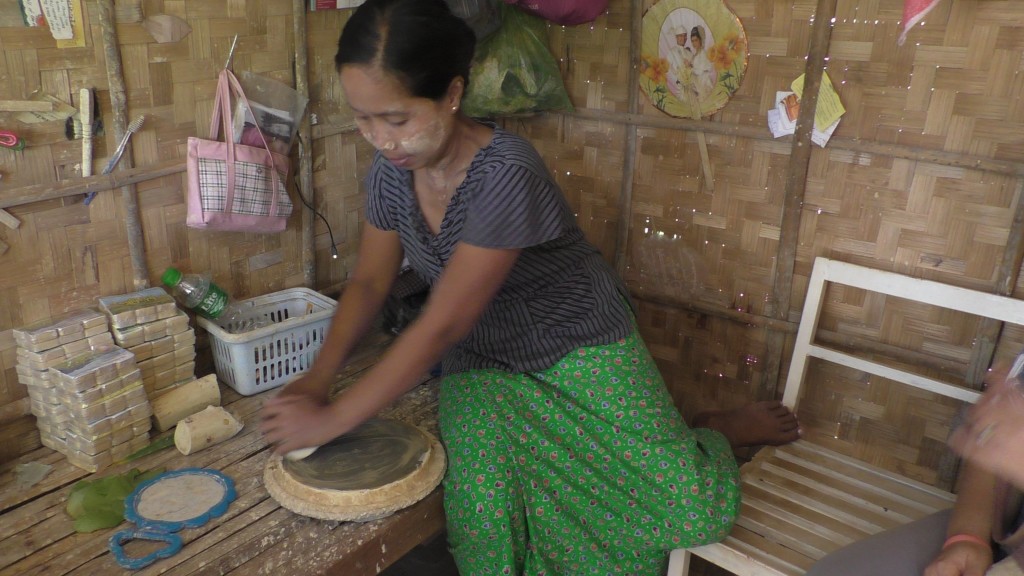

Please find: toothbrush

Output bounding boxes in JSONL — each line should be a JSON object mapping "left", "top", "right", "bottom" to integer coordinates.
{"left": 84, "top": 114, "right": 145, "bottom": 205}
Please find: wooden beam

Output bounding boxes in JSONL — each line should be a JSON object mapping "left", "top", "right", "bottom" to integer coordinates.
{"left": 0, "top": 159, "right": 184, "bottom": 210}
{"left": 0, "top": 209, "right": 20, "bottom": 229}
{"left": 0, "top": 100, "right": 53, "bottom": 113}
{"left": 760, "top": 0, "right": 838, "bottom": 400}
{"left": 613, "top": 0, "right": 643, "bottom": 276}
{"left": 98, "top": 0, "right": 149, "bottom": 290}
{"left": 965, "top": 176, "right": 1024, "bottom": 385}
{"left": 293, "top": 0, "right": 316, "bottom": 289}
{"left": 565, "top": 108, "right": 1024, "bottom": 178}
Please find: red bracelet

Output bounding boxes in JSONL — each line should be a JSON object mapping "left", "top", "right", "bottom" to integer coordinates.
{"left": 942, "top": 534, "right": 990, "bottom": 550}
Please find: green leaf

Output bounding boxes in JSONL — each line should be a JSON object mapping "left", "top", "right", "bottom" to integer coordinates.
{"left": 65, "top": 467, "right": 166, "bottom": 533}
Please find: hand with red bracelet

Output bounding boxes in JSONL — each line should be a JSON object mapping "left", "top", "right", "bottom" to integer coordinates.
{"left": 923, "top": 533, "right": 993, "bottom": 576}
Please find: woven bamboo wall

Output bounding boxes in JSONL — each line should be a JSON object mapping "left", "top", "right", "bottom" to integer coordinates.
{"left": 0, "top": 1, "right": 372, "bottom": 462}
{"left": 1, "top": 0, "right": 1023, "bottom": 490}
{"left": 507, "top": 0, "right": 1024, "bottom": 488}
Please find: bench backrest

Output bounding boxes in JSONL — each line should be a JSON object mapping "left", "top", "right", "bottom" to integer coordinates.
{"left": 779, "top": 256, "right": 1023, "bottom": 410}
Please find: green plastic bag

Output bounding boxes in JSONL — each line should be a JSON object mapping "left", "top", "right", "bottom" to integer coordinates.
{"left": 462, "top": 3, "right": 573, "bottom": 117}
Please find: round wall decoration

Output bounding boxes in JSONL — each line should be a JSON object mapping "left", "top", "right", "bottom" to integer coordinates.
{"left": 640, "top": 0, "right": 748, "bottom": 119}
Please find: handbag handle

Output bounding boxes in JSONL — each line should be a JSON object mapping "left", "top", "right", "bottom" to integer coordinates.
{"left": 209, "top": 69, "right": 284, "bottom": 218}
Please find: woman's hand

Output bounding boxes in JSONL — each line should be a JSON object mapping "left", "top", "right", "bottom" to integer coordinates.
{"left": 275, "top": 372, "right": 333, "bottom": 404}
{"left": 923, "top": 540, "right": 992, "bottom": 576}
{"left": 261, "top": 393, "right": 347, "bottom": 455}
{"left": 950, "top": 370, "right": 1024, "bottom": 491}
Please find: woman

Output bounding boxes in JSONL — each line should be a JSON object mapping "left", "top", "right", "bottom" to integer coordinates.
{"left": 682, "top": 25, "right": 717, "bottom": 104}
{"left": 260, "top": 1, "right": 799, "bottom": 573}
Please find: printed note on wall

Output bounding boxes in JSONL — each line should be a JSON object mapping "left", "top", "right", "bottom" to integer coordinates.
{"left": 19, "top": 0, "right": 86, "bottom": 46}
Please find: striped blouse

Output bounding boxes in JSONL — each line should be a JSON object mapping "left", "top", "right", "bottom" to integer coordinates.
{"left": 365, "top": 126, "right": 632, "bottom": 375}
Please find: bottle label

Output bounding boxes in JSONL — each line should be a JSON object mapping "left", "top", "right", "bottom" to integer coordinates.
{"left": 197, "top": 284, "right": 230, "bottom": 318}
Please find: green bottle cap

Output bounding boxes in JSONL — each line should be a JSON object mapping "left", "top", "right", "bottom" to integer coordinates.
{"left": 161, "top": 267, "right": 182, "bottom": 287}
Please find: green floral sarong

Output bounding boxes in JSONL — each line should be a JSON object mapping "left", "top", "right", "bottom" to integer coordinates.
{"left": 439, "top": 329, "right": 740, "bottom": 575}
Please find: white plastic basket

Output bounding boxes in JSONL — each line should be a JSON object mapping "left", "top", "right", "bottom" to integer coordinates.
{"left": 197, "top": 287, "right": 336, "bottom": 396}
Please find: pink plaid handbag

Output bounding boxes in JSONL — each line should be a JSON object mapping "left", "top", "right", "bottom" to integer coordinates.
{"left": 186, "top": 69, "right": 292, "bottom": 233}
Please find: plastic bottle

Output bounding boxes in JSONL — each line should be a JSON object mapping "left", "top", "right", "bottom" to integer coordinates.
{"left": 161, "top": 267, "right": 269, "bottom": 334}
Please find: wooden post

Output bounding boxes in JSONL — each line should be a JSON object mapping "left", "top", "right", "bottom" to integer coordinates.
{"left": 294, "top": 0, "right": 316, "bottom": 288}
{"left": 97, "top": 0, "right": 149, "bottom": 290}
{"left": 965, "top": 176, "right": 1024, "bottom": 385}
{"left": 759, "top": 0, "right": 838, "bottom": 400}
{"left": 613, "top": 0, "right": 643, "bottom": 276}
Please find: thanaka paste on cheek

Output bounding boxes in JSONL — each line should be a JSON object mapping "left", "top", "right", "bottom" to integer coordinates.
{"left": 399, "top": 117, "right": 445, "bottom": 157}
{"left": 361, "top": 130, "right": 396, "bottom": 151}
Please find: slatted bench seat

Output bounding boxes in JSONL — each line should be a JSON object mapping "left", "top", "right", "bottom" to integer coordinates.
{"left": 665, "top": 256, "right": 1020, "bottom": 576}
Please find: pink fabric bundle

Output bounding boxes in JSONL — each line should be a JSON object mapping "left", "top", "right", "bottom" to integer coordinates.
{"left": 503, "top": 0, "right": 607, "bottom": 26}
{"left": 899, "top": 0, "right": 942, "bottom": 45}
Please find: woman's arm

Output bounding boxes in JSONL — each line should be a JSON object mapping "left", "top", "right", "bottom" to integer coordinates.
{"left": 262, "top": 241, "right": 520, "bottom": 454}
{"left": 924, "top": 462, "right": 996, "bottom": 576}
{"left": 275, "top": 223, "right": 404, "bottom": 401}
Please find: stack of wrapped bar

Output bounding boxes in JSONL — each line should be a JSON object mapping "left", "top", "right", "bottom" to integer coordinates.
{"left": 13, "top": 309, "right": 116, "bottom": 453}
{"left": 48, "top": 347, "right": 151, "bottom": 472}
{"left": 98, "top": 287, "right": 197, "bottom": 400}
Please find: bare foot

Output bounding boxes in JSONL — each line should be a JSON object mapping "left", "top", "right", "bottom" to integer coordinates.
{"left": 691, "top": 401, "right": 800, "bottom": 449}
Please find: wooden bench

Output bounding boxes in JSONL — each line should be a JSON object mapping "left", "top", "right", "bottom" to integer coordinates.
{"left": 0, "top": 331, "right": 448, "bottom": 576}
{"left": 665, "top": 256, "right": 1024, "bottom": 576}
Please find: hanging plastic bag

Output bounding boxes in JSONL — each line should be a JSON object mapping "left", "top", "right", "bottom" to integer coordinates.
{"left": 503, "top": 0, "right": 608, "bottom": 26}
{"left": 445, "top": 0, "right": 503, "bottom": 41}
{"left": 462, "top": 3, "right": 573, "bottom": 118}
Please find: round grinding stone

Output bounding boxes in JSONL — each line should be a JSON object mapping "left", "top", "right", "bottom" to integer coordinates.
{"left": 264, "top": 418, "right": 446, "bottom": 522}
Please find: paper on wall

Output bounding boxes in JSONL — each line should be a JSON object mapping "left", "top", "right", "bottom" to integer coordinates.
{"left": 20, "top": 0, "right": 85, "bottom": 46}
{"left": 767, "top": 91, "right": 839, "bottom": 148}
{"left": 790, "top": 72, "right": 846, "bottom": 132}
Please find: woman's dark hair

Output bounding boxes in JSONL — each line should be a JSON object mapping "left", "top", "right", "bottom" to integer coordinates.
{"left": 335, "top": 0, "right": 476, "bottom": 100}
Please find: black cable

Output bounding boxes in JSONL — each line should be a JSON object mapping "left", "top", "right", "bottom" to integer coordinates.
{"left": 293, "top": 135, "right": 339, "bottom": 259}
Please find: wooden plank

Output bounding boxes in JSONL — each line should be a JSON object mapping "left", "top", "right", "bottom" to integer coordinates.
{"left": 0, "top": 333, "right": 446, "bottom": 576}
{"left": 733, "top": 503, "right": 849, "bottom": 560}
{"left": 761, "top": 0, "right": 839, "bottom": 399}
{"left": 739, "top": 482, "right": 877, "bottom": 544}
{"left": 612, "top": 0, "right": 643, "bottom": 277}
{"left": 231, "top": 490, "right": 446, "bottom": 576}
{"left": 0, "top": 209, "right": 20, "bottom": 230}
{"left": 0, "top": 159, "right": 185, "bottom": 210}
{"left": 97, "top": 0, "right": 147, "bottom": 291}
{"left": 0, "top": 419, "right": 270, "bottom": 575}
{"left": 66, "top": 450, "right": 274, "bottom": 575}
{"left": 756, "top": 459, "right": 947, "bottom": 520}
{"left": 565, "top": 110, "right": 1024, "bottom": 178}
{"left": 0, "top": 101, "right": 53, "bottom": 113}
{"left": 690, "top": 525, "right": 809, "bottom": 576}
{"left": 293, "top": 0, "right": 316, "bottom": 289}
{"left": 778, "top": 442, "right": 956, "bottom": 501}
{"left": 807, "top": 344, "right": 981, "bottom": 403}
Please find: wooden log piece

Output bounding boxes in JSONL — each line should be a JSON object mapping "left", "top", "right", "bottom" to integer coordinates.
{"left": 174, "top": 405, "right": 244, "bottom": 455}
{"left": 150, "top": 373, "right": 220, "bottom": 432}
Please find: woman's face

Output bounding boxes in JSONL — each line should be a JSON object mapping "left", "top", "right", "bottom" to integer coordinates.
{"left": 691, "top": 34, "right": 703, "bottom": 51}
{"left": 340, "top": 64, "right": 455, "bottom": 170}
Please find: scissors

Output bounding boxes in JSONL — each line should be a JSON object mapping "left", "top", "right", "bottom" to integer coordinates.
{"left": 0, "top": 130, "right": 25, "bottom": 151}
